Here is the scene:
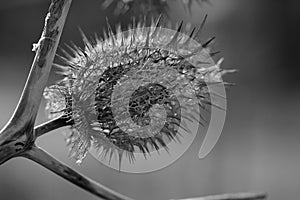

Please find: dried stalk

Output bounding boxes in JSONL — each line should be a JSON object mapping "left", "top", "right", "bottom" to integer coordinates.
{"left": 23, "top": 145, "right": 133, "bottom": 200}
{"left": 172, "top": 193, "right": 267, "bottom": 200}
{"left": 0, "top": 0, "right": 267, "bottom": 200}
{"left": 35, "top": 116, "right": 73, "bottom": 137}
{"left": 0, "top": 0, "right": 72, "bottom": 165}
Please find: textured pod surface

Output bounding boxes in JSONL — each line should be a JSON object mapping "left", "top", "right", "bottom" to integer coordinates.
{"left": 44, "top": 18, "right": 230, "bottom": 173}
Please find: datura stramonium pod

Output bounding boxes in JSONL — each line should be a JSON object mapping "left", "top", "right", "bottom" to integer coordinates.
{"left": 43, "top": 16, "right": 233, "bottom": 173}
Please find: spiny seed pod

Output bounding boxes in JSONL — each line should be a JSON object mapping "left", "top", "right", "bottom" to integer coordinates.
{"left": 43, "top": 16, "right": 232, "bottom": 173}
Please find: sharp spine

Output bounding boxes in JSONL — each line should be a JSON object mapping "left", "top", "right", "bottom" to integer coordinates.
{"left": 166, "top": 21, "right": 183, "bottom": 47}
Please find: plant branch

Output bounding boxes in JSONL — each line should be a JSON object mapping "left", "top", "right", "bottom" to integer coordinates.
{"left": 22, "top": 145, "right": 267, "bottom": 200}
{"left": 35, "top": 116, "right": 73, "bottom": 138}
{"left": 34, "top": 118, "right": 267, "bottom": 200}
{"left": 7, "top": 0, "right": 72, "bottom": 131}
{"left": 0, "top": 0, "right": 72, "bottom": 161}
{"left": 23, "top": 145, "right": 133, "bottom": 200}
{"left": 173, "top": 193, "right": 267, "bottom": 200}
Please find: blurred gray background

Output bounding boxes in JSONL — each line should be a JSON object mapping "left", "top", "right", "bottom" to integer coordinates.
{"left": 0, "top": 0, "right": 299, "bottom": 200}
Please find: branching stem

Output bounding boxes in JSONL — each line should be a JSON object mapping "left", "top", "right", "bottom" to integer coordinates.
{"left": 0, "top": 0, "right": 72, "bottom": 164}
{"left": 23, "top": 145, "right": 133, "bottom": 200}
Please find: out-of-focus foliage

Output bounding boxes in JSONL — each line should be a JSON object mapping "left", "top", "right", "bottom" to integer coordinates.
{"left": 100, "top": 0, "right": 209, "bottom": 16}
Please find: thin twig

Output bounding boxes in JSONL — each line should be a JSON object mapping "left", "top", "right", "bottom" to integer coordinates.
{"left": 23, "top": 145, "right": 134, "bottom": 200}
{"left": 35, "top": 116, "right": 73, "bottom": 138}
{"left": 173, "top": 193, "right": 267, "bottom": 200}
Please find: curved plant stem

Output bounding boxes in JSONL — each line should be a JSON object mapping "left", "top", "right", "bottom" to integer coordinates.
{"left": 23, "top": 145, "right": 133, "bottom": 200}
{"left": 173, "top": 192, "right": 267, "bottom": 200}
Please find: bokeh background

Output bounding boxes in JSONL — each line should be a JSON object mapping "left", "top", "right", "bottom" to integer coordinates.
{"left": 0, "top": 0, "right": 299, "bottom": 200}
